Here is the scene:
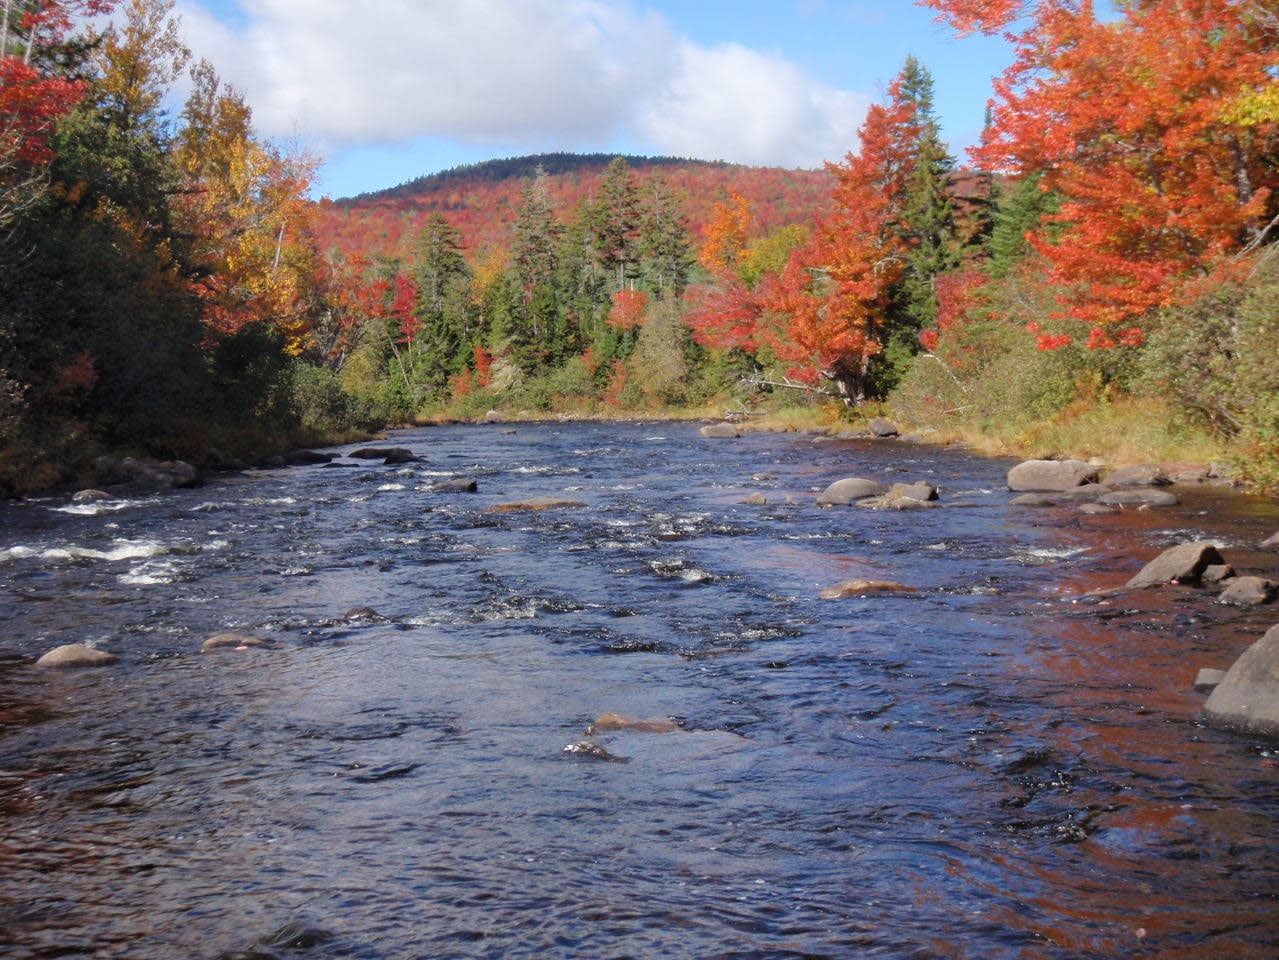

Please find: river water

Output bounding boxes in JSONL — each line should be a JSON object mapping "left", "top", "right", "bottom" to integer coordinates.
{"left": 2, "top": 420, "right": 1279, "bottom": 959}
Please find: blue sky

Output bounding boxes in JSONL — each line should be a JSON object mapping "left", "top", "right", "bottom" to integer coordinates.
{"left": 168, "top": 1, "right": 1016, "bottom": 199}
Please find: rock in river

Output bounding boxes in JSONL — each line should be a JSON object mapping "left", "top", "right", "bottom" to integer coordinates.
{"left": 816, "top": 477, "right": 889, "bottom": 506}
{"left": 820, "top": 579, "right": 916, "bottom": 600}
{"left": 699, "top": 422, "right": 741, "bottom": 439}
{"left": 1203, "top": 624, "right": 1279, "bottom": 737}
{"left": 36, "top": 644, "right": 117, "bottom": 668}
{"left": 201, "top": 633, "right": 269, "bottom": 653}
{"left": 486, "top": 497, "right": 587, "bottom": 513}
{"left": 1007, "top": 459, "right": 1099, "bottom": 492}
{"left": 1219, "top": 577, "right": 1278, "bottom": 607}
{"left": 1125, "top": 542, "right": 1225, "bottom": 589}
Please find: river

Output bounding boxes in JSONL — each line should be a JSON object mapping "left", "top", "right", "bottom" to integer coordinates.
{"left": 2, "top": 420, "right": 1278, "bottom": 959}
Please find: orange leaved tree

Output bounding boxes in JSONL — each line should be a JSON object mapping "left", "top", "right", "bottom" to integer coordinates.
{"left": 922, "top": 0, "right": 1279, "bottom": 343}
{"left": 767, "top": 73, "right": 922, "bottom": 400}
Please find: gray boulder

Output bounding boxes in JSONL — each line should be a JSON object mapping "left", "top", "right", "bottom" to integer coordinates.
{"left": 888, "top": 481, "right": 938, "bottom": 502}
{"left": 348, "top": 446, "right": 416, "bottom": 462}
{"left": 868, "top": 417, "right": 899, "bottom": 438}
{"left": 1219, "top": 577, "right": 1278, "bottom": 607}
{"left": 1203, "top": 624, "right": 1279, "bottom": 736}
{"left": 816, "top": 477, "right": 888, "bottom": 506}
{"left": 1126, "top": 542, "right": 1225, "bottom": 588}
{"left": 1007, "top": 459, "right": 1100, "bottom": 492}
{"left": 434, "top": 478, "right": 478, "bottom": 493}
{"left": 1261, "top": 531, "right": 1279, "bottom": 550}
{"left": 36, "top": 643, "right": 117, "bottom": 668}
{"left": 1104, "top": 463, "right": 1171, "bottom": 487}
{"left": 699, "top": 422, "right": 740, "bottom": 439}
{"left": 95, "top": 456, "right": 201, "bottom": 490}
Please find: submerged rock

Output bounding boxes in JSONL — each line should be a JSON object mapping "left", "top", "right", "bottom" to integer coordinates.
{"left": 201, "top": 633, "right": 268, "bottom": 654}
{"left": 36, "top": 644, "right": 117, "bottom": 668}
{"left": 1125, "top": 542, "right": 1225, "bottom": 589}
{"left": 586, "top": 712, "right": 679, "bottom": 735}
{"left": 1007, "top": 459, "right": 1099, "bottom": 492}
{"left": 1203, "top": 624, "right": 1279, "bottom": 736}
{"left": 1097, "top": 489, "right": 1180, "bottom": 507}
{"left": 820, "top": 579, "right": 916, "bottom": 600}
{"left": 433, "top": 477, "right": 478, "bottom": 493}
{"left": 486, "top": 496, "right": 587, "bottom": 513}
{"left": 1011, "top": 493, "right": 1057, "bottom": 507}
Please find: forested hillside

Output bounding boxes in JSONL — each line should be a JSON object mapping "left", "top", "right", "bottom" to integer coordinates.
{"left": 316, "top": 153, "right": 834, "bottom": 264}
{"left": 2, "top": 0, "right": 1277, "bottom": 496}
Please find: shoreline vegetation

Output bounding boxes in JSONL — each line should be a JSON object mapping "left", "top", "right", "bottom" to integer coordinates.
{"left": 2, "top": 2, "right": 1276, "bottom": 500}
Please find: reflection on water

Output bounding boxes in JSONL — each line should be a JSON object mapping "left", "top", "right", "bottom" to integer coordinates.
{"left": 2, "top": 421, "right": 1278, "bottom": 958}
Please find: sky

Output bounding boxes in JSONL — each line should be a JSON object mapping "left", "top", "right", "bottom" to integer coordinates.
{"left": 162, "top": 0, "right": 1017, "bottom": 199}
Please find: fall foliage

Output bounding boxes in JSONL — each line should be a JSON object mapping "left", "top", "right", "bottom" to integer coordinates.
{"left": 924, "top": 0, "right": 1279, "bottom": 339}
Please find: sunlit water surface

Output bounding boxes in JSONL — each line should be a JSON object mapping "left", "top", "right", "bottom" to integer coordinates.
{"left": 2, "top": 421, "right": 1279, "bottom": 959}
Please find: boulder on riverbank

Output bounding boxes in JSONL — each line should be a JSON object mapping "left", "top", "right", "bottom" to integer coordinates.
{"left": 1125, "top": 542, "right": 1225, "bottom": 588}
{"left": 36, "top": 643, "right": 117, "bottom": 668}
{"left": 869, "top": 418, "right": 899, "bottom": 438}
{"left": 1007, "top": 459, "right": 1099, "bottom": 492}
{"left": 1203, "top": 624, "right": 1279, "bottom": 736}
{"left": 699, "top": 422, "right": 741, "bottom": 439}
{"left": 94, "top": 456, "right": 201, "bottom": 491}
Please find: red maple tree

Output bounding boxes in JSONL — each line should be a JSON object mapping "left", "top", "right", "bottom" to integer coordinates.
{"left": 922, "top": 0, "right": 1279, "bottom": 342}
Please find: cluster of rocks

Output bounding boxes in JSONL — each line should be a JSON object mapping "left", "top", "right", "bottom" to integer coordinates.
{"left": 1006, "top": 458, "right": 1232, "bottom": 512}
{"left": 1113, "top": 539, "right": 1279, "bottom": 737}
{"left": 93, "top": 455, "right": 202, "bottom": 492}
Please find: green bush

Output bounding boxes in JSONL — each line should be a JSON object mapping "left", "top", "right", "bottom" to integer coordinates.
{"left": 1138, "top": 252, "right": 1279, "bottom": 489}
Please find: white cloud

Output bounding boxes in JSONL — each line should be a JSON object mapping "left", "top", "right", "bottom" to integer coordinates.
{"left": 171, "top": 0, "right": 869, "bottom": 168}
{"left": 639, "top": 41, "right": 869, "bottom": 167}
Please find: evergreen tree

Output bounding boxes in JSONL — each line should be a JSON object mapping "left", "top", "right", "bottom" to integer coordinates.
{"left": 638, "top": 174, "right": 692, "bottom": 296}
{"left": 896, "top": 55, "right": 958, "bottom": 336}
{"left": 588, "top": 157, "right": 641, "bottom": 292}
{"left": 410, "top": 213, "right": 472, "bottom": 394}
{"left": 987, "top": 172, "right": 1057, "bottom": 278}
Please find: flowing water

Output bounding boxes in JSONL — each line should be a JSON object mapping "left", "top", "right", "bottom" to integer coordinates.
{"left": 2, "top": 421, "right": 1279, "bottom": 959}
